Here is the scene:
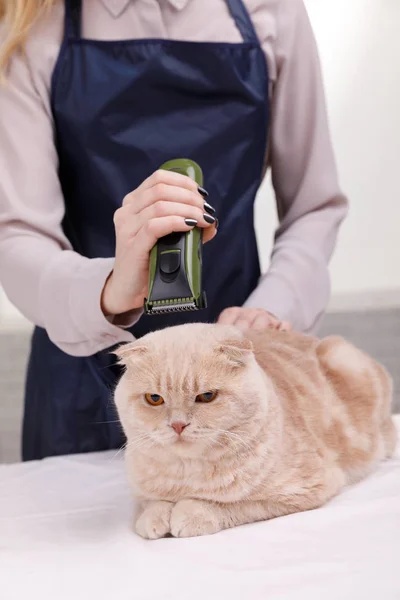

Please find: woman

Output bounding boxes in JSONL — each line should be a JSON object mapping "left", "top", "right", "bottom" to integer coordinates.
{"left": 0, "top": 0, "right": 347, "bottom": 460}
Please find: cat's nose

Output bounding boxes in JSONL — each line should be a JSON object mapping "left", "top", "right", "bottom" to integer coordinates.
{"left": 170, "top": 421, "right": 189, "bottom": 435}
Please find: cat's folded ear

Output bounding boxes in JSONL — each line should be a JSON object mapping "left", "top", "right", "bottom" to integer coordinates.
{"left": 216, "top": 337, "right": 254, "bottom": 368}
{"left": 112, "top": 342, "right": 148, "bottom": 366}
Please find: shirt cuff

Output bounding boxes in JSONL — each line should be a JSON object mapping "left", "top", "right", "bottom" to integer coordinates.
{"left": 107, "top": 309, "right": 144, "bottom": 329}
{"left": 244, "top": 268, "right": 327, "bottom": 334}
{"left": 39, "top": 252, "right": 141, "bottom": 356}
{"left": 244, "top": 270, "right": 300, "bottom": 326}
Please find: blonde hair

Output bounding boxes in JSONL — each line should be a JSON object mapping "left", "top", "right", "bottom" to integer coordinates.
{"left": 0, "top": 0, "right": 57, "bottom": 76}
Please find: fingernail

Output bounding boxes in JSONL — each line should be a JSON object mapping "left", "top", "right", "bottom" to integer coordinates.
{"left": 204, "top": 202, "right": 216, "bottom": 215}
{"left": 198, "top": 186, "right": 209, "bottom": 198}
{"left": 203, "top": 213, "right": 215, "bottom": 225}
{"left": 215, "top": 218, "right": 219, "bottom": 229}
{"left": 184, "top": 218, "right": 198, "bottom": 227}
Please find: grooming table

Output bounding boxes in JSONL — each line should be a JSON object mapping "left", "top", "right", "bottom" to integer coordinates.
{"left": 1, "top": 417, "right": 400, "bottom": 600}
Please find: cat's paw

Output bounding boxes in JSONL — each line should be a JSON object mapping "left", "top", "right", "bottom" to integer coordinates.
{"left": 135, "top": 501, "right": 173, "bottom": 540}
{"left": 170, "top": 499, "right": 221, "bottom": 538}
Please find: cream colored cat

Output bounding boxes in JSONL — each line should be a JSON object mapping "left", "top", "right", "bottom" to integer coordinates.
{"left": 114, "top": 323, "right": 396, "bottom": 539}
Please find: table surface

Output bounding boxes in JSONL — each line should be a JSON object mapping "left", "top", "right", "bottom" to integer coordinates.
{"left": 1, "top": 417, "right": 400, "bottom": 600}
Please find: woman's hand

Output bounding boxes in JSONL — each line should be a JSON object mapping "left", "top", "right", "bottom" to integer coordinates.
{"left": 101, "top": 170, "right": 217, "bottom": 316}
{"left": 218, "top": 307, "right": 292, "bottom": 332}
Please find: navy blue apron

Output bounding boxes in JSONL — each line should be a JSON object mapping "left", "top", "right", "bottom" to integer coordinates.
{"left": 23, "top": 0, "right": 270, "bottom": 460}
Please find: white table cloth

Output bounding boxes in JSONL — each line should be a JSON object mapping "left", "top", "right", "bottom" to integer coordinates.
{"left": 1, "top": 417, "right": 400, "bottom": 600}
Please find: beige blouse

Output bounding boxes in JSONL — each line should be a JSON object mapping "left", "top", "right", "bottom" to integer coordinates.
{"left": 0, "top": 0, "right": 348, "bottom": 356}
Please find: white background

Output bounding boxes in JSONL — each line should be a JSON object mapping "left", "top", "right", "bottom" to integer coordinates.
{"left": 255, "top": 0, "right": 400, "bottom": 310}
{"left": 1, "top": 0, "right": 399, "bottom": 325}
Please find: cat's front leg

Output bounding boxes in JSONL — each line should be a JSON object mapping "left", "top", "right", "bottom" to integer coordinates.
{"left": 170, "top": 499, "right": 222, "bottom": 538}
{"left": 135, "top": 500, "right": 174, "bottom": 539}
{"left": 170, "top": 498, "right": 295, "bottom": 538}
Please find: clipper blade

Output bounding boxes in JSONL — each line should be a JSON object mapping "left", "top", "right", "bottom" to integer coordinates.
{"left": 145, "top": 299, "right": 198, "bottom": 315}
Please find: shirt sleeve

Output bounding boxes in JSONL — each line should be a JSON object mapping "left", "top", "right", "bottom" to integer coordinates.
{"left": 244, "top": 0, "right": 348, "bottom": 332}
{"left": 0, "top": 33, "right": 139, "bottom": 357}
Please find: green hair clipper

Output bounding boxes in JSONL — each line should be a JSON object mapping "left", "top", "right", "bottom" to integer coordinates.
{"left": 144, "top": 159, "right": 207, "bottom": 315}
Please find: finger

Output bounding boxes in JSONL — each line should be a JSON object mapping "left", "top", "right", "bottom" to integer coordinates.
{"left": 234, "top": 319, "right": 252, "bottom": 331}
{"left": 203, "top": 223, "right": 217, "bottom": 243}
{"left": 134, "top": 216, "right": 198, "bottom": 254}
{"left": 138, "top": 201, "right": 214, "bottom": 229}
{"left": 128, "top": 184, "right": 207, "bottom": 216}
{"left": 218, "top": 307, "right": 242, "bottom": 325}
{"left": 123, "top": 170, "right": 200, "bottom": 205}
{"left": 234, "top": 309, "right": 261, "bottom": 330}
{"left": 114, "top": 204, "right": 217, "bottom": 248}
{"left": 118, "top": 203, "right": 214, "bottom": 242}
{"left": 143, "top": 169, "right": 200, "bottom": 194}
{"left": 252, "top": 312, "right": 273, "bottom": 330}
{"left": 245, "top": 309, "right": 266, "bottom": 327}
{"left": 278, "top": 320, "right": 292, "bottom": 332}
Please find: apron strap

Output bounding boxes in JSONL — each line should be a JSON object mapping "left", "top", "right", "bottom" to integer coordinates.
{"left": 225, "top": 0, "right": 259, "bottom": 44}
{"left": 64, "top": 0, "right": 82, "bottom": 40}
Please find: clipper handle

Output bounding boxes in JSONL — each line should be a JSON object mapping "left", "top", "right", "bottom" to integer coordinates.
{"left": 144, "top": 159, "right": 207, "bottom": 315}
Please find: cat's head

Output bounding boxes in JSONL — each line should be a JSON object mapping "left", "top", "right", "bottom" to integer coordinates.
{"left": 113, "top": 323, "right": 270, "bottom": 458}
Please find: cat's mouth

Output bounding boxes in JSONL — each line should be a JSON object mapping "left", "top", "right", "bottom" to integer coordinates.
{"left": 173, "top": 436, "right": 188, "bottom": 444}
{"left": 155, "top": 428, "right": 213, "bottom": 447}
{"left": 170, "top": 429, "right": 206, "bottom": 446}
{"left": 172, "top": 432, "right": 194, "bottom": 445}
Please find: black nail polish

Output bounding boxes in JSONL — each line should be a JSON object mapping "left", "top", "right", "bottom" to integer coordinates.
{"left": 215, "top": 218, "right": 219, "bottom": 230}
{"left": 203, "top": 213, "right": 216, "bottom": 225}
{"left": 184, "top": 218, "right": 198, "bottom": 227}
{"left": 198, "top": 186, "right": 209, "bottom": 198}
{"left": 204, "top": 202, "right": 216, "bottom": 215}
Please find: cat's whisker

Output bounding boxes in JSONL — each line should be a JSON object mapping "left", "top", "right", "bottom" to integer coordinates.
{"left": 110, "top": 433, "right": 156, "bottom": 461}
{"left": 125, "top": 434, "right": 157, "bottom": 454}
{"left": 126, "top": 435, "right": 153, "bottom": 448}
{"left": 109, "top": 442, "right": 128, "bottom": 462}
{"left": 213, "top": 428, "right": 257, "bottom": 456}
{"left": 185, "top": 426, "right": 255, "bottom": 454}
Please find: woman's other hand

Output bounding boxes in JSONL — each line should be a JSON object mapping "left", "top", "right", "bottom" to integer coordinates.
{"left": 101, "top": 170, "right": 217, "bottom": 316}
{"left": 218, "top": 307, "right": 292, "bottom": 332}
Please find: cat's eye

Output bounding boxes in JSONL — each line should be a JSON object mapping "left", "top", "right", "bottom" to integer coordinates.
{"left": 145, "top": 393, "right": 164, "bottom": 406}
{"left": 195, "top": 391, "right": 218, "bottom": 403}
